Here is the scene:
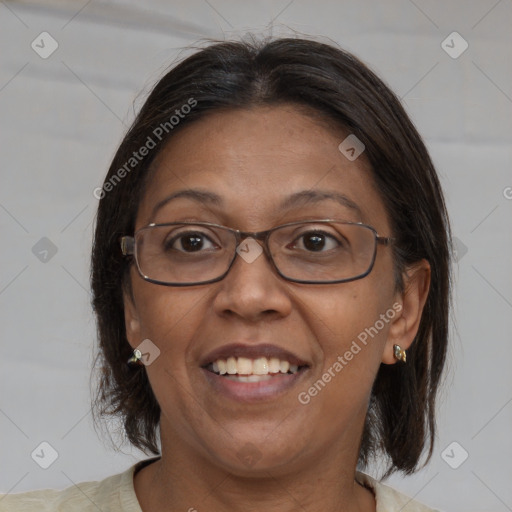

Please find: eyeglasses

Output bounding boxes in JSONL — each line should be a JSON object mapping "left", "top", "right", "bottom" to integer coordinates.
{"left": 120, "top": 219, "right": 393, "bottom": 286}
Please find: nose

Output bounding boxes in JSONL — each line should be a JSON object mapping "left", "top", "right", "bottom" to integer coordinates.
{"left": 211, "top": 239, "right": 293, "bottom": 322}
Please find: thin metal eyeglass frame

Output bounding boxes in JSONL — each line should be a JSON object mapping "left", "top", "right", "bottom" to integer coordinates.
{"left": 120, "top": 219, "right": 394, "bottom": 286}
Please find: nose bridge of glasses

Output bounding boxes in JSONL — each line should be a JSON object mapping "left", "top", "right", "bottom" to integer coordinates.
{"left": 234, "top": 228, "right": 270, "bottom": 242}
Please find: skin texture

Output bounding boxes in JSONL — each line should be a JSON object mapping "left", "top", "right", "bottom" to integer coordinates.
{"left": 124, "top": 105, "right": 430, "bottom": 512}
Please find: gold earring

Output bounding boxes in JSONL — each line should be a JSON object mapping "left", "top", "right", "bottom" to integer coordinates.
{"left": 127, "top": 348, "right": 143, "bottom": 366}
{"left": 393, "top": 344, "right": 407, "bottom": 363}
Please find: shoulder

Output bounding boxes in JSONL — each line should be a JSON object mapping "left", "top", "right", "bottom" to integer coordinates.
{"left": 356, "top": 472, "right": 440, "bottom": 512}
{"left": 0, "top": 460, "right": 147, "bottom": 512}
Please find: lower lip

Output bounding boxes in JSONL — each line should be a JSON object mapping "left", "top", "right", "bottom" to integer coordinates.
{"left": 201, "top": 368, "right": 308, "bottom": 402}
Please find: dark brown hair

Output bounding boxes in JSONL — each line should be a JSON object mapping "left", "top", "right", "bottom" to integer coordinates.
{"left": 91, "top": 36, "right": 451, "bottom": 476}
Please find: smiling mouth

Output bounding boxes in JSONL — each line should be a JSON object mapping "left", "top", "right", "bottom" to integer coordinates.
{"left": 204, "top": 356, "right": 307, "bottom": 383}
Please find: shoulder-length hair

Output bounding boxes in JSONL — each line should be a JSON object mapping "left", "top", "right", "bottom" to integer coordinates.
{"left": 91, "top": 36, "right": 451, "bottom": 476}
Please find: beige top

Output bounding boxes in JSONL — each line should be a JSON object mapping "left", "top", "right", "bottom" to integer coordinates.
{"left": 0, "top": 457, "right": 438, "bottom": 511}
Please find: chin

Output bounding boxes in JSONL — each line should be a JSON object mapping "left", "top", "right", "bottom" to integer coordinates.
{"left": 196, "top": 428, "right": 306, "bottom": 477}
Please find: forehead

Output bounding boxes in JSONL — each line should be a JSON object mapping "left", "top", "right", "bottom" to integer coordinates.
{"left": 136, "top": 105, "right": 390, "bottom": 232}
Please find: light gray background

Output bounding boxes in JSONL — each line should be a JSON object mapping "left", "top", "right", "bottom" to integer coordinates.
{"left": 1, "top": 1, "right": 511, "bottom": 511}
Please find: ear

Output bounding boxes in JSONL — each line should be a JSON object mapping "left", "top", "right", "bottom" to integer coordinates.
{"left": 123, "top": 286, "right": 142, "bottom": 348}
{"left": 382, "top": 259, "right": 431, "bottom": 365}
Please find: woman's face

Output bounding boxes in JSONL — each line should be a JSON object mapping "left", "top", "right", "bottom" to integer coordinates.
{"left": 124, "top": 105, "right": 416, "bottom": 475}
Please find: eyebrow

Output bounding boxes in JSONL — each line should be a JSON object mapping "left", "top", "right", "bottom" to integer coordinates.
{"left": 280, "top": 190, "right": 363, "bottom": 217}
{"left": 151, "top": 189, "right": 223, "bottom": 218}
{"left": 151, "top": 188, "right": 362, "bottom": 218}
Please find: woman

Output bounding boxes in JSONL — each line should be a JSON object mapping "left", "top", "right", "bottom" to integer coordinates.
{"left": 1, "top": 36, "right": 450, "bottom": 511}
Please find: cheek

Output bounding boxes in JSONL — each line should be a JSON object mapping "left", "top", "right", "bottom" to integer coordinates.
{"left": 296, "top": 278, "right": 394, "bottom": 410}
{"left": 131, "top": 282, "right": 211, "bottom": 422}
{"left": 132, "top": 278, "right": 210, "bottom": 366}
{"left": 303, "top": 279, "right": 392, "bottom": 356}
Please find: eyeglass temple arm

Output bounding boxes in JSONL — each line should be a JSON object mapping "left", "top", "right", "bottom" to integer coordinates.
{"left": 376, "top": 236, "right": 394, "bottom": 246}
{"left": 120, "top": 236, "right": 135, "bottom": 256}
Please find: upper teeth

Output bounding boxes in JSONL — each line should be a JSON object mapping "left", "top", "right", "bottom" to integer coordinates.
{"left": 211, "top": 357, "right": 299, "bottom": 376}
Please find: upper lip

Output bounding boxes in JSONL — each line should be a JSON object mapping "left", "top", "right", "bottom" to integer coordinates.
{"left": 200, "top": 343, "right": 310, "bottom": 367}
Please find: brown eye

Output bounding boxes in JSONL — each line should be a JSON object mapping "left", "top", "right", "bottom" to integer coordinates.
{"left": 165, "top": 231, "right": 218, "bottom": 253}
{"left": 179, "top": 234, "right": 205, "bottom": 251}
{"left": 303, "top": 233, "right": 326, "bottom": 251}
{"left": 292, "top": 231, "right": 341, "bottom": 252}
